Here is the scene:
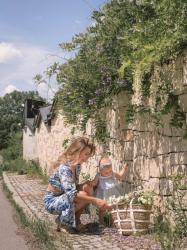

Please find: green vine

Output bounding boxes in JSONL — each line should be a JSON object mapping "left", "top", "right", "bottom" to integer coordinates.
{"left": 37, "top": 0, "right": 187, "bottom": 142}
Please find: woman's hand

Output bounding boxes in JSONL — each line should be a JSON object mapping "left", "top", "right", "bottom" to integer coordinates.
{"left": 94, "top": 198, "right": 112, "bottom": 210}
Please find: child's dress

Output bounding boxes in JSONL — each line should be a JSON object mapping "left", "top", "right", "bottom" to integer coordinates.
{"left": 95, "top": 173, "right": 123, "bottom": 200}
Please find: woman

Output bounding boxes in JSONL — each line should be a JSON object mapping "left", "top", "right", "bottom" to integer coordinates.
{"left": 43, "top": 137, "right": 110, "bottom": 232}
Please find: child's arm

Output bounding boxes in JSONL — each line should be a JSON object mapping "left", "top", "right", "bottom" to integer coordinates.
{"left": 113, "top": 163, "right": 128, "bottom": 180}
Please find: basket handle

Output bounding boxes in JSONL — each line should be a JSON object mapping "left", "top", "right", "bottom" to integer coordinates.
{"left": 116, "top": 203, "right": 122, "bottom": 234}
{"left": 130, "top": 198, "right": 136, "bottom": 234}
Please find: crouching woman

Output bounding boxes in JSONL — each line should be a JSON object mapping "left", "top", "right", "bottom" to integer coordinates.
{"left": 43, "top": 137, "right": 110, "bottom": 232}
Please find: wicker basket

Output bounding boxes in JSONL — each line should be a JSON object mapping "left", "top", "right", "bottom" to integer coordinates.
{"left": 111, "top": 199, "right": 152, "bottom": 235}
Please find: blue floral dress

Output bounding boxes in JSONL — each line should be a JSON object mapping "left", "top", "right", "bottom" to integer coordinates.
{"left": 43, "top": 163, "right": 81, "bottom": 228}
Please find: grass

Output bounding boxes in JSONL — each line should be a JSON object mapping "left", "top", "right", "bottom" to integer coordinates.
{"left": 2, "top": 180, "right": 73, "bottom": 250}
{"left": 2, "top": 181, "right": 57, "bottom": 250}
{"left": 0, "top": 158, "right": 48, "bottom": 184}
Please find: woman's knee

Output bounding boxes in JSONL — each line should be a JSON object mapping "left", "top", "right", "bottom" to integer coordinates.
{"left": 75, "top": 190, "right": 91, "bottom": 211}
{"left": 77, "top": 182, "right": 94, "bottom": 196}
{"left": 82, "top": 183, "right": 93, "bottom": 196}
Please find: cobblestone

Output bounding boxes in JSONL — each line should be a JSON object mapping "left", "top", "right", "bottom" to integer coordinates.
{"left": 3, "top": 172, "right": 162, "bottom": 250}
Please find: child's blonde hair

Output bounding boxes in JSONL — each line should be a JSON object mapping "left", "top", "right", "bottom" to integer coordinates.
{"left": 99, "top": 155, "right": 112, "bottom": 171}
{"left": 50, "top": 137, "right": 95, "bottom": 174}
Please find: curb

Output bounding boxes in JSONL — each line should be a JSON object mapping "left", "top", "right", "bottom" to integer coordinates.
{"left": 2, "top": 172, "right": 37, "bottom": 221}
{"left": 2, "top": 172, "right": 74, "bottom": 249}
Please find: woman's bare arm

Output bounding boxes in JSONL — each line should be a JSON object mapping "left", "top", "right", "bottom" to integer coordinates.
{"left": 76, "top": 190, "right": 111, "bottom": 209}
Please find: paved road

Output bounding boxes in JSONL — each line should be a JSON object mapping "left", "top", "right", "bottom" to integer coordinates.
{"left": 0, "top": 181, "right": 29, "bottom": 250}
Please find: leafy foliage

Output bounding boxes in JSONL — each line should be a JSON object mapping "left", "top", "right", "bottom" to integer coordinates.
{"left": 153, "top": 175, "right": 187, "bottom": 250}
{"left": 40, "top": 0, "right": 186, "bottom": 141}
{"left": 0, "top": 90, "right": 44, "bottom": 149}
{"left": 1, "top": 132, "right": 22, "bottom": 160}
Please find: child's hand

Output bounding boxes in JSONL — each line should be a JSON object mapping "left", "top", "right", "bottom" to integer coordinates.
{"left": 123, "top": 164, "right": 128, "bottom": 172}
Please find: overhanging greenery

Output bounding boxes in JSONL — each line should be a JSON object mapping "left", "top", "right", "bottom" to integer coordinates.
{"left": 40, "top": 0, "right": 187, "bottom": 141}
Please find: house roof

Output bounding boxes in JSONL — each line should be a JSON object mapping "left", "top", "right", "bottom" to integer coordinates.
{"left": 23, "top": 99, "right": 54, "bottom": 133}
{"left": 34, "top": 105, "right": 53, "bottom": 128}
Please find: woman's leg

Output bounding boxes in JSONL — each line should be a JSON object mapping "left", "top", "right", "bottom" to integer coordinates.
{"left": 75, "top": 183, "right": 94, "bottom": 227}
{"left": 98, "top": 208, "right": 105, "bottom": 225}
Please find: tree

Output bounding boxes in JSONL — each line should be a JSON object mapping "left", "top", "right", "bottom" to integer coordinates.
{"left": 0, "top": 90, "right": 44, "bottom": 149}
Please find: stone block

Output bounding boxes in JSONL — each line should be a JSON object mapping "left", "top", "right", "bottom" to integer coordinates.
{"left": 149, "top": 155, "right": 170, "bottom": 178}
{"left": 183, "top": 50, "right": 187, "bottom": 86}
{"left": 121, "top": 129, "right": 135, "bottom": 142}
{"left": 170, "top": 164, "right": 187, "bottom": 176}
{"left": 106, "top": 106, "right": 130, "bottom": 138}
{"left": 170, "top": 152, "right": 187, "bottom": 165}
{"left": 143, "top": 178, "right": 160, "bottom": 195}
{"left": 123, "top": 141, "right": 134, "bottom": 161}
{"left": 111, "top": 158, "right": 122, "bottom": 172}
{"left": 86, "top": 119, "right": 94, "bottom": 136}
{"left": 171, "top": 137, "right": 187, "bottom": 152}
{"left": 156, "top": 136, "right": 172, "bottom": 156}
{"left": 133, "top": 156, "right": 150, "bottom": 180}
{"left": 122, "top": 161, "right": 134, "bottom": 183}
{"left": 117, "top": 107, "right": 129, "bottom": 131}
{"left": 149, "top": 158, "right": 161, "bottom": 178}
{"left": 172, "top": 51, "right": 186, "bottom": 94}
{"left": 107, "top": 109, "right": 118, "bottom": 138}
{"left": 180, "top": 190, "right": 187, "bottom": 209}
{"left": 178, "top": 93, "right": 187, "bottom": 113}
{"left": 149, "top": 157, "right": 161, "bottom": 177}
{"left": 144, "top": 132, "right": 172, "bottom": 157}
{"left": 159, "top": 178, "right": 173, "bottom": 196}
{"left": 158, "top": 114, "right": 173, "bottom": 136}
{"left": 133, "top": 132, "right": 150, "bottom": 158}
{"left": 108, "top": 140, "right": 127, "bottom": 163}
{"left": 133, "top": 113, "right": 152, "bottom": 132}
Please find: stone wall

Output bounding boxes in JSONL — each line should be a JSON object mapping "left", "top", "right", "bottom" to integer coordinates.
{"left": 35, "top": 114, "right": 80, "bottom": 174}
{"left": 23, "top": 50, "right": 187, "bottom": 202}
{"left": 23, "top": 127, "right": 38, "bottom": 161}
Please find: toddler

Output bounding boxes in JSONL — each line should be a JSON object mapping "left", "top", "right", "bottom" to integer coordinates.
{"left": 91, "top": 156, "right": 128, "bottom": 224}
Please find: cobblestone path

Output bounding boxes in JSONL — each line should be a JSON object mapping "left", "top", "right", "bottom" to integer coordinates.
{"left": 3, "top": 173, "right": 162, "bottom": 250}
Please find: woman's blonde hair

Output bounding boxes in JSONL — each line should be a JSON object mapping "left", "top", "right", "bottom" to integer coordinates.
{"left": 50, "top": 137, "right": 95, "bottom": 173}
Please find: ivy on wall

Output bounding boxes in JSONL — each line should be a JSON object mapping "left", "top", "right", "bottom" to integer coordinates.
{"left": 36, "top": 0, "right": 187, "bottom": 142}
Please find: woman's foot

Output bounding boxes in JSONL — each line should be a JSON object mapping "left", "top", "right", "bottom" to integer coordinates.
{"left": 76, "top": 223, "right": 86, "bottom": 231}
{"left": 56, "top": 224, "right": 61, "bottom": 232}
{"left": 55, "top": 216, "right": 79, "bottom": 233}
{"left": 62, "top": 225, "right": 78, "bottom": 234}
{"left": 55, "top": 217, "right": 61, "bottom": 232}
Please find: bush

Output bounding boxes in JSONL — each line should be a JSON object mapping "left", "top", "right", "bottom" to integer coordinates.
{"left": 153, "top": 175, "right": 187, "bottom": 250}
{"left": 0, "top": 158, "right": 26, "bottom": 176}
{"left": 1, "top": 132, "right": 22, "bottom": 161}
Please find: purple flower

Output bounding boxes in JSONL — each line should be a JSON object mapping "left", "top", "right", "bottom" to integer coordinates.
{"left": 88, "top": 98, "right": 97, "bottom": 105}
{"left": 95, "top": 89, "right": 102, "bottom": 96}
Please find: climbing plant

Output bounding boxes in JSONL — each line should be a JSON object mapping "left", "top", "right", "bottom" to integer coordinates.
{"left": 38, "top": 0, "right": 187, "bottom": 142}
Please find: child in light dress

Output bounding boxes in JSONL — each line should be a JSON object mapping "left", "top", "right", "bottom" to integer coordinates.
{"left": 79, "top": 156, "right": 128, "bottom": 224}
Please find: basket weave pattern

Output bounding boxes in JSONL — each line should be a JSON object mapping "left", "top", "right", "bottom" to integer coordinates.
{"left": 111, "top": 200, "right": 152, "bottom": 235}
